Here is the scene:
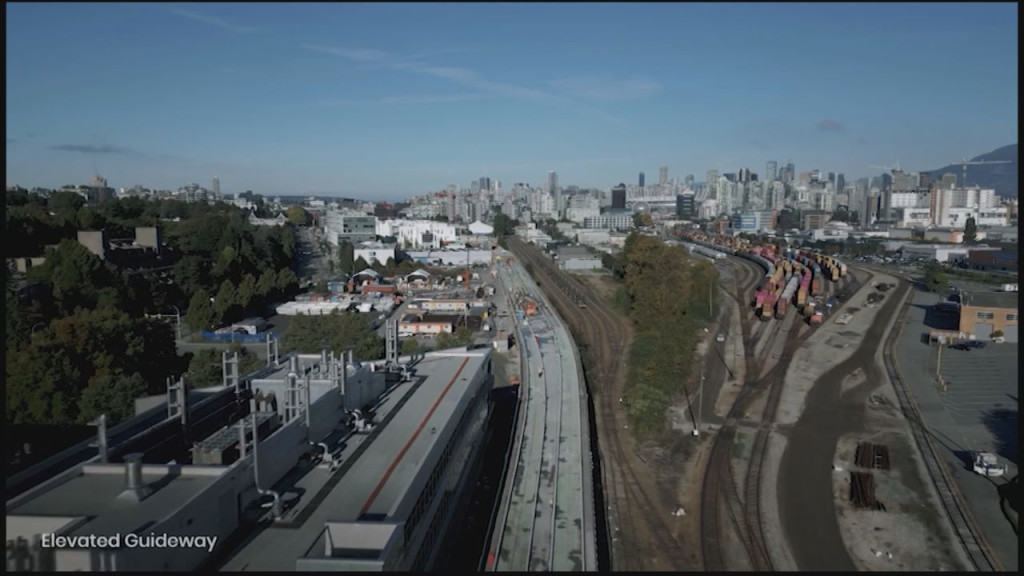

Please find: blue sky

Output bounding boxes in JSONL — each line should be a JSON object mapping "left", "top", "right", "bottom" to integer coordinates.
{"left": 5, "top": 3, "right": 1018, "bottom": 201}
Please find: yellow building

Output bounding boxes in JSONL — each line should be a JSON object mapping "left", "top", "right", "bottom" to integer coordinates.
{"left": 958, "top": 292, "right": 1019, "bottom": 342}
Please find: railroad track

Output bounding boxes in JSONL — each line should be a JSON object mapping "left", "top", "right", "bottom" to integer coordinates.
{"left": 700, "top": 256, "right": 874, "bottom": 572}
{"left": 881, "top": 280, "right": 1002, "bottom": 572}
{"left": 506, "top": 238, "right": 688, "bottom": 571}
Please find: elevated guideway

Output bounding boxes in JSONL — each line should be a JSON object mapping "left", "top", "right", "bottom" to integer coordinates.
{"left": 488, "top": 255, "right": 596, "bottom": 571}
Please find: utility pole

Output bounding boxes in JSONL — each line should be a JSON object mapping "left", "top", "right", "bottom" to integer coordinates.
{"left": 693, "top": 372, "right": 704, "bottom": 437}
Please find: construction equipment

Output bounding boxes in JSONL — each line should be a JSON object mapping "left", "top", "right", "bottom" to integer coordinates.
{"left": 868, "top": 161, "right": 904, "bottom": 174}
{"left": 949, "top": 156, "right": 1011, "bottom": 189}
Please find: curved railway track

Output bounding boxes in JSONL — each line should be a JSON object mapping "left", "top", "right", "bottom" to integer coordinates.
{"left": 701, "top": 254, "right": 875, "bottom": 571}
{"left": 506, "top": 238, "right": 689, "bottom": 571}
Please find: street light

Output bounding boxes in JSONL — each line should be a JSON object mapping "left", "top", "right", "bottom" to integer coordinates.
{"left": 693, "top": 372, "right": 704, "bottom": 437}
{"left": 172, "top": 305, "right": 182, "bottom": 342}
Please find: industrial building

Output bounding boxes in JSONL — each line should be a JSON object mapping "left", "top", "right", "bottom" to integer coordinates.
{"left": 963, "top": 249, "right": 1017, "bottom": 272}
{"left": 555, "top": 245, "right": 603, "bottom": 271}
{"left": 958, "top": 292, "right": 1019, "bottom": 342}
{"left": 6, "top": 339, "right": 495, "bottom": 572}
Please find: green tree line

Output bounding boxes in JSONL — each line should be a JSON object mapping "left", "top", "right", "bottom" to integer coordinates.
{"left": 615, "top": 234, "right": 718, "bottom": 437}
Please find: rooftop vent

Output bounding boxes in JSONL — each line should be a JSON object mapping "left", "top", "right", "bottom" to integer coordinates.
{"left": 117, "top": 453, "right": 152, "bottom": 502}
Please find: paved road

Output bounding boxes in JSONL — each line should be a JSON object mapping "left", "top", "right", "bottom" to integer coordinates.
{"left": 894, "top": 287, "right": 1019, "bottom": 571}
{"left": 777, "top": 281, "right": 911, "bottom": 571}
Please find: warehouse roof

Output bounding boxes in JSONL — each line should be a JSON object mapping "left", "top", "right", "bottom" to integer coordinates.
{"left": 962, "top": 292, "right": 1018, "bottom": 309}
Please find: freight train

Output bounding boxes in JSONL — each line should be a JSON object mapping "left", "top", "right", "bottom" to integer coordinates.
{"left": 678, "top": 231, "right": 850, "bottom": 323}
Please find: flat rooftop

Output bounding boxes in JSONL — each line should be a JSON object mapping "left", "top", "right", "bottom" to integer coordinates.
{"left": 219, "top": 349, "right": 489, "bottom": 571}
{"left": 7, "top": 465, "right": 223, "bottom": 538}
{"left": 963, "top": 292, "right": 1019, "bottom": 309}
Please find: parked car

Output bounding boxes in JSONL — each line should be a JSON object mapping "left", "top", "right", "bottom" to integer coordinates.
{"left": 716, "top": 333, "right": 726, "bottom": 343}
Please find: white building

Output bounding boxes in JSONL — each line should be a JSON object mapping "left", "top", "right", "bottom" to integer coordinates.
{"left": 353, "top": 241, "right": 397, "bottom": 265}
{"left": 323, "top": 209, "right": 377, "bottom": 247}
{"left": 581, "top": 215, "right": 633, "bottom": 230}
{"left": 565, "top": 196, "right": 601, "bottom": 224}
{"left": 895, "top": 207, "right": 934, "bottom": 228}
{"left": 467, "top": 220, "right": 494, "bottom": 235}
{"left": 376, "top": 219, "right": 457, "bottom": 249}
{"left": 575, "top": 229, "right": 611, "bottom": 246}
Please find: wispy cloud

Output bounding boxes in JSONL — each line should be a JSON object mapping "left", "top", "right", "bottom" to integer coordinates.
{"left": 169, "top": 8, "right": 262, "bottom": 34}
{"left": 817, "top": 119, "right": 846, "bottom": 132}
{"left": 381, "top": 93, "right": 490, "bottom": 104}
{"left": 548, "top": 77, "right": 662, "bottom": 102}
{"left": 51, "top": 144, "right": 135, "bottom": 154}
{"left": 303, "top": 43, "right": 631, "bottom": 125}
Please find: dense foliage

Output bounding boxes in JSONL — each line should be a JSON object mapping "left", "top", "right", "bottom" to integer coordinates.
{"left": 280, "top": 311, "right": 385, "bottom": 361}
{"left": 5, "top": 190, "right": 299, "bottom": 427}
{"left": 616, "top": 234, "right": 717, "bottom": 437}
{"left": 6, "top": 308, "right": 183, "bottom": 424}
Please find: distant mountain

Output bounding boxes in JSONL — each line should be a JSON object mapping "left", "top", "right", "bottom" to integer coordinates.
{"left": 925, "top": 143, "right": 1018, "bottom": 198}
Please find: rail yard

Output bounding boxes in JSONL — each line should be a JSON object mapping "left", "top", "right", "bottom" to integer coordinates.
{"left": 501, "top": 229, "right": 1010, "bottom": 573}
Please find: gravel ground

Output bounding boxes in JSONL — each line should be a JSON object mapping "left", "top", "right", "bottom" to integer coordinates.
{"left": 776, "top": 276, "right": 892, "bottom": 426}
{"left": 775, "top": 272, "right": 976, "bottom": 571}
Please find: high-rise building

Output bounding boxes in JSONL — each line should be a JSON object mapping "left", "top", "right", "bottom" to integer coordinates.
{"left": 766, "top": 161, "right": 778, "bottom": 182}
{"left": 212, "top": 176, "right": 220, "bottom": 198}
{"left": 836, "top": 173, "right": 845, "bottom": 194}
{"left": 547, "top": 171, "right": 558, "bottom": 194}
{"left": 685, "top": 174, "right": 695, "bottom": 189}
{"left": 738, "top": 167, "right": 751, "bottom": 183}
{"left": 917, "top": 172, "right": 930, "bottom": 190}
{"left": 676, "top": 192, "right": 696, "bottom": 219}
{"left": 659, "top": 166, "right": 668, "bottom": 186}
{"left": 638, "top": 172, "right": 645, "bottom": 188}
{"left": 785, "top": 163, "right": 795, "bottom": 183}
{"left": 612, "top": 183, "right": 627, "bottom": 210}
{"left": 479, "top": 177, "right": 491, "bottom": 193}
{"left": 940, "top": 173, "right": 958, "bottom": 189}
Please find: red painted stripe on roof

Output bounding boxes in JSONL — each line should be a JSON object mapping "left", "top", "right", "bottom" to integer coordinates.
{"left": 359, "top": 356, "right": 471, "bottom": 518}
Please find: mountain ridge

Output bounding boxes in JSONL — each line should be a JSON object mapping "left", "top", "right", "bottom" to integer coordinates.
{"left": 925, "top": 143, "right": 1018, "bottom": 198}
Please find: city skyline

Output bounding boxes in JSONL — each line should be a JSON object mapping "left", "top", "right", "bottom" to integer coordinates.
{"left": 5, "top": 3, "right": 1018, "bottom": 200}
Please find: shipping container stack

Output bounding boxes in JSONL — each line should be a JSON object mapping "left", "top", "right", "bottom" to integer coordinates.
{"left": 778, "top": 275, "right": 799, "bottom": 318}
{"left": 798, "top": 267, "right": 811, "bottom": 308}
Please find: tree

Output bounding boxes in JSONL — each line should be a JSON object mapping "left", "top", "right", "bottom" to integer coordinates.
{"left": 281, "top": 312, "right": 385, "bottom": 361}
{"left": 286, "top": 205, "right": 309, "bottom": 226}
{"left": 338, "top": 241, "right": 355, "bottom": 274}
{"left": 435, "top": 326, "right": 474, "bottom": 350}
{"left": 400, "top": 338, "right": 421, "bottom": 356}
{"left": 6, "top": 308, "right": 179, "bottom": 425}
{"left": 922, "top": 263, "right": 947, "bottom": 291}
{"left": 78, "top": 371, "right": 148, "bottom": 423}
{"left": 214, "top": 279, "right": 241, "bottom": 325}
{"left": 493, "top": 213, "right": 519, "bottom": 237}
{"left": 29, "top": 239, "right": 121, "bottom": 315}
{"left": 237, "top": 273, "right": 258, "bottom": 314}
{"left": 353, "top": 256, "right": 369, "bottom": 273}
{"left": 315, "top": 279, "right": 330, "bottom": 296}
{"left": 186, "top": 288, "right": 216, "bottom": 332}
{"left": 964, "top": 216, "right": 978, "bottom": 243}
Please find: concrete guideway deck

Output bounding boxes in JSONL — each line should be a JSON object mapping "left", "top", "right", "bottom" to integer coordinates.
{"left": 490, "top": 257, "right": 594, "bottom": 572}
